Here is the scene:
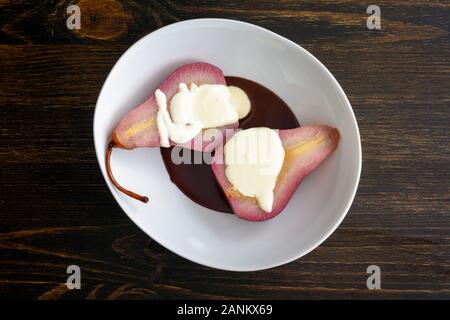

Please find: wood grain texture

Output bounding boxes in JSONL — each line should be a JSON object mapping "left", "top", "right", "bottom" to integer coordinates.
{"left": 0, "top": 0, "right": 449, "bottom": 299}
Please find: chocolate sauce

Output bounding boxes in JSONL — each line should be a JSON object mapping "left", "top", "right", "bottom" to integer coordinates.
{"left": 160, "top": 76, "right": 300, "bottom": 213}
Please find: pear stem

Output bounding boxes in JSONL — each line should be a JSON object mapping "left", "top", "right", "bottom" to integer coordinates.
{"left": 106, "top": 141, "right": 149, "bottom": 203}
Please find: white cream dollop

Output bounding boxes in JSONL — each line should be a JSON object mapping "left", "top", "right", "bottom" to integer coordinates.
{"left": 155, "top": 83, "right": 250, "bottom": 147}
{"left": 224, "top": 127, "right": 285, "bottom": 212}
{"left": 228, "top": 86, "right": 251, "bottom": 119}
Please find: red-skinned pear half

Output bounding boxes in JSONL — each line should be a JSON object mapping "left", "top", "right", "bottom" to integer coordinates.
{"left": 212, "top": 125, "right": 340, "bottom": 221}
{"left": 112, "top": 62, "right": 237, "bottom": 151}
{"left": 107, "top": 62, "right": 238, "bottom": 203}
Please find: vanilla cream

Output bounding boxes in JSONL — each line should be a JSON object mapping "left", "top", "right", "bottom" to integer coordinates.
{"left": 156, "top": 83, "right": 250, "bottom": 147}
{"left": 224, "top": 127, "right": 285, "bottom": 212}
{"left": 228, "top": 86, "right": 251, "bottom": 119}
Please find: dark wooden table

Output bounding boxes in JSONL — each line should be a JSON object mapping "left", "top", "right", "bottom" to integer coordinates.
{"left": 1, "top": 0, "right": 449, "bottom": 300}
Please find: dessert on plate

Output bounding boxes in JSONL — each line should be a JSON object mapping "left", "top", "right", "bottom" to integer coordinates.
{"left": 106, "top": 62, "right": 339, "bottom": 221}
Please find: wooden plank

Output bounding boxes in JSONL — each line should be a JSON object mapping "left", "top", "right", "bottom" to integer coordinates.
{"left": 0, "top": 0, "right": 449, "bottom": 299}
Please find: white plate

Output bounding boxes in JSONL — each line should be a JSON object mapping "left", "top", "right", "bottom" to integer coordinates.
{"left": 94, "top": 19, "right": 361, "bottom": 271}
